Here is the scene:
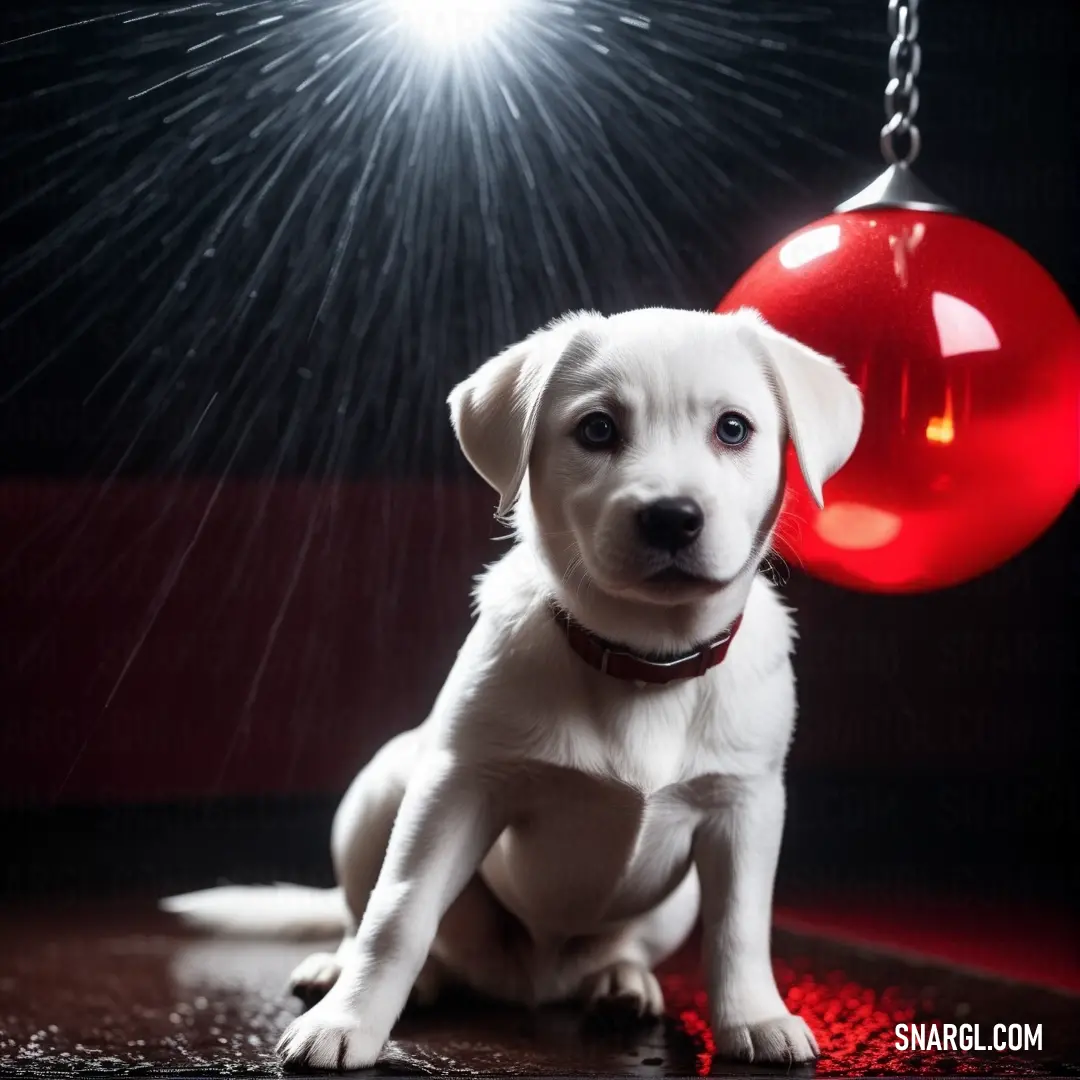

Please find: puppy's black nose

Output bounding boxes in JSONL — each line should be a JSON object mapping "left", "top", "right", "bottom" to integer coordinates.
{"left": 637, "top": 497, "right": 704, "bottom": 552}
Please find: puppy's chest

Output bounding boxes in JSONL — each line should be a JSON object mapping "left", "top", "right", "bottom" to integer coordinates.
{"left": 488, "top": 692, "right": 744, "bottom": 932}
{"left": 531, "top": 683, "right": 728, "bottom": 793}
{"left": 491, "top": 758, "right": 700, "bottom": 933}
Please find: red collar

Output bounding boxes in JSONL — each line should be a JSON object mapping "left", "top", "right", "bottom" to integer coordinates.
{"left": 550, "top": 602, "right": 743, "bottom": 685}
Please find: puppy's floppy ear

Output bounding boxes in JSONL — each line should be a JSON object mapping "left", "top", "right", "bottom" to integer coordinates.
{"left": 735, "top": 308, "right": 864, "bottom": 508}
{"left": 448, "top": 311, "right": 604, "bottom": 518}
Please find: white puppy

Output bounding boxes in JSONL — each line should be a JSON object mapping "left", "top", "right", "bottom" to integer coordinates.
{"left": 163, "top": 307, "right": 862, "bottom": 1069}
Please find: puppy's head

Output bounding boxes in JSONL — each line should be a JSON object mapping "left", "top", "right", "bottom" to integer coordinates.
{"left": 449, "top": 307, "right": 862, "bottom": 607}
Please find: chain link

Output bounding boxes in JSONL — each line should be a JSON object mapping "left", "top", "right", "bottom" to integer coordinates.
{"left": 880, "top": 0, "right": 922, "bottom": 166}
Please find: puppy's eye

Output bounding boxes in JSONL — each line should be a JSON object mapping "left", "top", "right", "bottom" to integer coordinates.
{"left": 576, "top": 412, "right": 619, "bottom": 450}
{"left": 716, "top": 411, "right": 751, "bottom": 447}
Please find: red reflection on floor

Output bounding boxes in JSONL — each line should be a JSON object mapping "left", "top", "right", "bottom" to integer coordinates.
{"left": 664, "top": 966, "right": 921, "bottom": 1076}
{"left": 663, "top": 959, "right": 1057, "bottom": 1077}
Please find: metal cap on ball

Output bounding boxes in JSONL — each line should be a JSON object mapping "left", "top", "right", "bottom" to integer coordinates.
{"left": 834, "top": 163, "right": 955, "bottom": 215}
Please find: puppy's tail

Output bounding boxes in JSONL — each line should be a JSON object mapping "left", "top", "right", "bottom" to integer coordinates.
{"left": 159, "top": 883, "right": 348, "bottom": 940}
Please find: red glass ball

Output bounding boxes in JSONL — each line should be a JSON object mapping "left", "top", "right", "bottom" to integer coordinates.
{"left": 718, "top": 209, "right": 1080, "bottom": 593}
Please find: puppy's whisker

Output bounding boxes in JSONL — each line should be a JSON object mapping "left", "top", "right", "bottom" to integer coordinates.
{"left": 562, "top": 555, "right": 590, "bottom": 607}
{"left": 551, "top": 545, "right": 596, "bottom": 614}
{"left": 770, "top": 507, "right": 809, "bottom": 562}
{"left": 540, "top": 527, "right": 577, "bottom": 543}
{"left": 760, "top": 551, "right": 791, "bottom": 587}
{"left": 572, "top": 565, "right": 596, "bottom": 612}
{"left": 775, "top": 506, "right": 809, "bottom": 545}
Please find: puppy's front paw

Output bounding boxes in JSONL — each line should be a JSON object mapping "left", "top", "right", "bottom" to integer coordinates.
{"left": 581, "top": 960, "right": 664, "bottom": 1025}
{"left": 713, "top": 1013, "right": 819, "bottom": 1065}
{"left": 276, "top": 998, "right": 385, "bottom": 1072}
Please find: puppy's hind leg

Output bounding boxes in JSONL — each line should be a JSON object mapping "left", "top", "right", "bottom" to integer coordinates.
{"left": 288, "top": 933, "right": 353, "bottom": 1008}
{"left": 577, "top": 869, "right": 700, "bottom": 1026}
{"left": 628, "top": 865, "right": 701, "bottom": 971}
{"left": 579, "top": 961, "right": 665, "bottom": 1025}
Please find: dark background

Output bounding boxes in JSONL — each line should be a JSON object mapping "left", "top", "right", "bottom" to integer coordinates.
{"left": 0, "top": 1, "right": 1076, "bottom": 909}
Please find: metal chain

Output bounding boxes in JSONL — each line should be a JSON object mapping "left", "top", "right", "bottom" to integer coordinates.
{"left": 880, "top": 0, "right": 922, "bottom": 166}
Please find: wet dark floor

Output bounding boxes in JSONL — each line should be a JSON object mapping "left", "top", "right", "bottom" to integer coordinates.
{"left": 1, "top": 899, "right": 1078, "bottom": 1077}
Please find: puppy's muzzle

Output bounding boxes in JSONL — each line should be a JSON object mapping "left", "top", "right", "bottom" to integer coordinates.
{"left": 636, "top": 497, "right": 704, "bottom": 553}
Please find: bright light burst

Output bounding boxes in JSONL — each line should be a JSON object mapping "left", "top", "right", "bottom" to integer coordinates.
{"left": 0, "top": 0, "right": 867, "bottom": 481}
{"left": 391, "top": 0, "right": 520, "bottom": 52}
